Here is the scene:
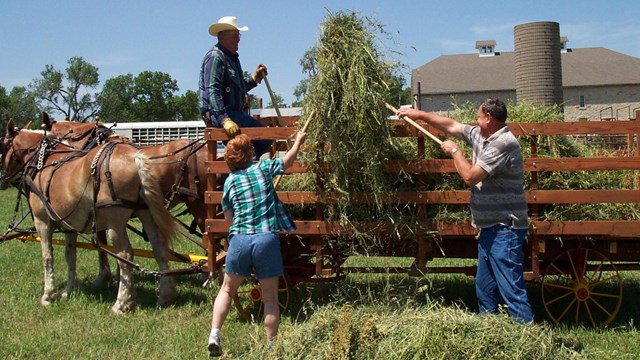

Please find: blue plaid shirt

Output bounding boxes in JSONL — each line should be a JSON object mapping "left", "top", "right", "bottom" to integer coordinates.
{"left": 198, "top": 43, "right": 257, "bottom": 127}
{"left": 222, "top": 158, "right": 296, "bottom": 235}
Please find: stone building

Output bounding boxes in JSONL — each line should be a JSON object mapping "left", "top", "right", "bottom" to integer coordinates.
{"left": 412, "top": 36, "right": 640, "bottom": 121}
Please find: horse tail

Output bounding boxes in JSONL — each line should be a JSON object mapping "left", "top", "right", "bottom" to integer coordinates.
{"left": 134, "top": 152, "right": 176, "bottom": 244}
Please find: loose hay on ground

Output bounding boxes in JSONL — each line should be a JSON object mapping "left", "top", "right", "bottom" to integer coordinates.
{"left": 256, "top": 304, "right": 584, "bottom": 359}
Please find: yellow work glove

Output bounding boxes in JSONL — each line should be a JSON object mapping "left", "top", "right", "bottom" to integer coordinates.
{"left": 222, "top": 117, "right": 240, "bottom": 138}
{"left": 252, "top": 64, "right": 268, "bottom": 83}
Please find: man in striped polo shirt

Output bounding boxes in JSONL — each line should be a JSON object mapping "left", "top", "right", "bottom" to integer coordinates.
{"left": 397, "top": 99, "right": 533, "bottom": 324}
{"left": 198, "top": 16, "right": 272, "bottom": 158}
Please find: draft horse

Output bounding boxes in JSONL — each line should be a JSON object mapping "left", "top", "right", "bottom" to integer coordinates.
{"left": 42, "top": 115, "right": 217, "bottom": 232}
{"left": 0, "top": 119, "right": 177, "bottom": 314}
{"left": 42, "top": 115, "right": 228, "bottom": 282}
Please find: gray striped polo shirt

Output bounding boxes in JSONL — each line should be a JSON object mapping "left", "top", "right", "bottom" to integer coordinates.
{"left": 462, "top": 124, "right": 529, "bottom": 229}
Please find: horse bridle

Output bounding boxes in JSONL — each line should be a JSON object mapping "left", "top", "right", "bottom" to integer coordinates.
{"left": 0, "top": 133, "right": 28, "bottom": 183}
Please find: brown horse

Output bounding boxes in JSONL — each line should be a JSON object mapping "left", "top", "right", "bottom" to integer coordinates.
{"left": 0, "top": 119, "right": 177, "bottom": 314}
{"left": 42, "top": 116, "right": 214, "bottom": 231}
{"left": 41, "top": 115, "right": 225, "bottom": 282}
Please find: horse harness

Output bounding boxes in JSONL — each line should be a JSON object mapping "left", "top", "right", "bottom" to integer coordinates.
{"left": 19, "top": 136, "right": 147, "bottom": 233}
{"left": 147, "top": 140, "right": 207, "bottom": 208}
{"left": 5, "top": 130, "right": 207, "bottom": 276}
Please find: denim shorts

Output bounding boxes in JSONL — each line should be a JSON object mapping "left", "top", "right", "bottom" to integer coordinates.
{"left": 225, "top": 232, "right": 284, "bottom": 279}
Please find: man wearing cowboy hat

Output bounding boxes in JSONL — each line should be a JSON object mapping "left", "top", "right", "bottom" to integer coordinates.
{"left": 198, "top": 16, "right": 271, "bottom": 158}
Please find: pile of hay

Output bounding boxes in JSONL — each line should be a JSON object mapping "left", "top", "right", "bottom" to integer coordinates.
{"left": 298, "top": 10, "right": 415, "bottom": 250}
{"left": 249, "top": 304, "right": 582, "bottom": 359}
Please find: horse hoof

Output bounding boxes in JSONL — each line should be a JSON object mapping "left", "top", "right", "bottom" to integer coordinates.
{"left": 40, "top": 296, "right": 53, "bottom": 306}
{"left": 156, "top": 296, "right": 176, "bottom": 308}
{"left": 111, "top": 307, "right": 125, "bottom": 315}
{"left": 111, "top": 301, "right": 135, "bottom": 315}
{"left": 157, "top": 279, "right": 177, "bottom": 307}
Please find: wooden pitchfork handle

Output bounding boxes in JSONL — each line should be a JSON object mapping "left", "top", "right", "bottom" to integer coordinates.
{"left": 384, "top": 103, "right": 443, "bottom": 145}
{"left": 300, "top": 110, "right": 315, "bottom": 133}
{"left": 273, "top": 110, "right": 315, "bottom": 189}
{"left": 263, "top": 75, "right": 292, "bottom": 149}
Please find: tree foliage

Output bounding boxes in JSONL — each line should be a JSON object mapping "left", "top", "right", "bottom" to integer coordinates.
{"left": 173, "top": 90, "right": 199, "bottom": 121}
{"left": 31, "top": 56, "right": 99, "bottom": 122}
{"left": 0, "top": 86, "right": 8, "bottom": 113}
{"left": 0, "top": 85, "right": 41, "bottom": 128}
{"left": 266, "top": 91, "right": 287, "bottom": 109}
{"left": 131, "top": 71, "right": 178, "bottom": 121}
{"left": 97, "top": 74, "right": 136, "bottom": 122}
{"left": 292, "top": 48, "right": 318, "bottom": 107}
{"left": 98, "top": 71, "right": 197, "bottom": 122}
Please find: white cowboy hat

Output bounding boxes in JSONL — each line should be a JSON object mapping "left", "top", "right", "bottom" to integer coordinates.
{"left": 208, "top": 16, "right": 248, "bottom": 36}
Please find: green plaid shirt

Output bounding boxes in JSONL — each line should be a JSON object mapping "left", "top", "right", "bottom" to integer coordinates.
{"left": 222, "top": 158, "right": 296, "bottom": 235}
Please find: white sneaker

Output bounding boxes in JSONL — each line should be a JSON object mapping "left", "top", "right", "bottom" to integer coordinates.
{"left": 208, "top": 334, "right": 222, "bottom": 357}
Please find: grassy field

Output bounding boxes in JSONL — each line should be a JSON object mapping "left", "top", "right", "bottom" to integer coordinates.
{"left": 1, "top": 187, "right": 640, "bottom": 359}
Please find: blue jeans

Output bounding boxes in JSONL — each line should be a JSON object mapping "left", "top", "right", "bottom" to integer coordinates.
{"left": 476, "top": 225, "right": 533, "bottom": 323}
{"left": 227, "top": 110, "right": 273, "bottom": 159}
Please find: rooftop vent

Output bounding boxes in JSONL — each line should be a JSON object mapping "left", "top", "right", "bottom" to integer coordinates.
{"left": 476, "top": 40, "right": 496, "bottom": 57}
{"left": 560, "top": 36, "right": 569, "bottom": 53}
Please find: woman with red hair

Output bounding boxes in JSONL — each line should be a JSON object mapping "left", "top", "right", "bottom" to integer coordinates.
{"left": 208, "top": 131, "right": 307, "bottom": 356}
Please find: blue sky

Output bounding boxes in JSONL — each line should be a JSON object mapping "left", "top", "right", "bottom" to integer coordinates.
{"left": 1, "top": 0, "right": 639, "bottom": 111}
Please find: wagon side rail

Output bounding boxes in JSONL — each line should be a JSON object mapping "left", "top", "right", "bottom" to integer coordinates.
{"left": 203, "top": 116, "right": 640, "bottom": 278}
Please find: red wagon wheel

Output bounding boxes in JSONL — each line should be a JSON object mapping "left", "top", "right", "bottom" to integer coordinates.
{"left": 541, "top": 248, "right": 623, "bottom": 326}
{"left": 233, "top": 273, "right": 291, "bottom": 322}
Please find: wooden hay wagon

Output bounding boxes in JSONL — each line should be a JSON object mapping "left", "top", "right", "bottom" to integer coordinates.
{"left": 201, "top": 110, "right": 640, "bottom": 326}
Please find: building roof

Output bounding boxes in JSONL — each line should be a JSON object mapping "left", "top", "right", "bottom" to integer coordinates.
{"left": 475, "top": 40, "right": 496, "bottom": 48}
{"left": 412, "top": 47, "right": 640, "bottom": 95}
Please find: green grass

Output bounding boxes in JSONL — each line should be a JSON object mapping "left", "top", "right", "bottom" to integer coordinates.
{"left": 2, "top": 187, "right": 640, "bottom": 359}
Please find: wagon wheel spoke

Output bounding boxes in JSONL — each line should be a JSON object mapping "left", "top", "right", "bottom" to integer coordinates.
{"left": 542, "top": 287, "right": 574, "bottom": 306}
{"left": 588, "top": 296, "right": 613, "bottom": 319}
{"left": 589, "top": 274, "right": 620, "bottom": 288}
{"left": 233, "top": 273, "right": 291, "bottom": 322}
{"left": 541, "top": 248, "right": 623, "bottom": 326}
{"left": 555, "top": 297, "right": 577, "bottom": 323}
{"left": 580, "top": 248, "right": 589, "bottom": 278}
{"left": 542, "top": 281, "right": 573, "bottom": 291}
{"left": 583, "top": 300, "right": 595, "bottom": 327}
{"left": 590, "top": 290, "right": 622, "bottom": 299}
{"left": 567, "top": 250, "right": 579, "bottom": 279}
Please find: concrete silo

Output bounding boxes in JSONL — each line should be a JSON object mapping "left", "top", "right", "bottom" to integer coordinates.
{"left": 514, "top": 21, "right": 564, "bottom": 109}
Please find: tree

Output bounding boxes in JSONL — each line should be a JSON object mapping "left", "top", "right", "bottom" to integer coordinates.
{"left": 97, "top": 74, "right": 136, "bottom": 122}
{"left": 97, "top": 71, "right": 184, "bottom": 122}
{"left": 266, "top": 91, "right": 287, "bottom": 109}
{"left": 247, "top": 94, "right": 262, "bottom": 110}
{"left": 382, "top": 72, "right": 412, "bottom": 108}
{"left": 292, "top": 47, "right": 318, "bottom": 106}
{"left": 131, "top": 71, "right": 178, "bottom": 121}
{"left": 8, "top": 86, "right": 40, "bottom": 126}
{"left": 0, "top": 85, "right": 41, "bottom": 128}
{"left": 172, "top": 90, "right": 199, "bottom": 121}
{"left": 0, "top": 85, "right": 8, "bottom": 118}
{"left": 0, "top": 85, "right": 8, "bottom": 131}
{"left": 31, "top": 56, "right": 99, "bottom": 122}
